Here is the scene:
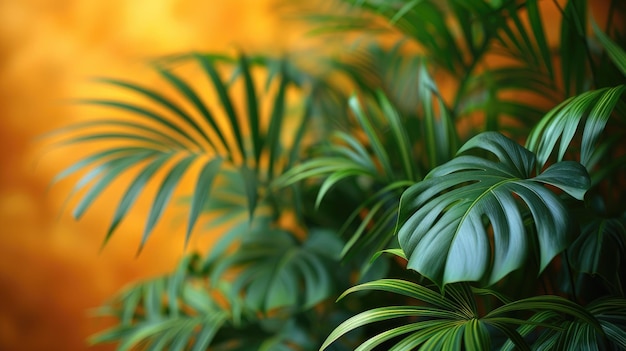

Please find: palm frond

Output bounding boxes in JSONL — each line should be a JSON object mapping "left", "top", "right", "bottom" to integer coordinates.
{"left": 568, "top": 213, "right": 626, "bottom": 293}
{"left": 559, "top": 0, "right": 590, "bottom": 96}
{"left": 210, "top": 228, "right": 342, "bottom": 312}
{"left": 500, "top": 297, "right": 626, "bottom": 350}
{"left": 51, "top": 54, "right": 313, "bottom": 248}
{"left": 275, "top": 93, "right": 416, "bottom": 262}
{"left": 320, "top": 279, "right": 531, "bottom": 351}
{"left": 592, "top": 19, "right": 626, "bottom": 78}
{"left": 526, "top": 85, "right": 626, "bottom": 171}
{"left": 90, "top": 255, "right": 231, "bottom": 351}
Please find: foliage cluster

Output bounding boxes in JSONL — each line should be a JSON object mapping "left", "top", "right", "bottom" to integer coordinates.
{"left": 51, "top": 0, "right": 626, "bottom": 349}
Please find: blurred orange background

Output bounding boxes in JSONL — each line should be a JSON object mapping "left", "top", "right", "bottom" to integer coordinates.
{"left": 0, "top": 1, "right": 622, "bottom": 350}
{"left": 0, "top": 1, "right": 306, "bottom": 350}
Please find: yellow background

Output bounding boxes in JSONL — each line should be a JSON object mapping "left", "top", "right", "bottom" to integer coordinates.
{"left": 0, "top": 1, "right": 304, "bottom": 350}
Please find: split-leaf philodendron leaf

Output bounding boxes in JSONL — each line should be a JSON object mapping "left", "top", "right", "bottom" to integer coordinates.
{"left": 396, "top": 132, "right": 590, "bottom": 286}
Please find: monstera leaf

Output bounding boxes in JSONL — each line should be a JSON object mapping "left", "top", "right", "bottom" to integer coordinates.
{"left": 396, "top": 132, "right": 590, "bottom": 286}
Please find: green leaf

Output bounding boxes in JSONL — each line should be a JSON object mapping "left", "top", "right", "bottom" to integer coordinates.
{"left": 50, "top": 147, "right": 155, "bottom": 186}
{"left": 196, "top": 54, "right": 246, "bottom": 160}
{"left": 93, "top": 77, "right": 215, "bottom": 151}
{"left": 104, "top": 154, "right": 170, "bottom": 244}
{"left": 212, "top": 229, "right": 338, "bottom": 311}
{"left": 239, "top": 165, "right": 258, "bottom": 219}
{"left": 377, "top": 90, "right": 418, "bottom": 181}
{"left": 72, "top": 153, "right": 156, "bottom": 220}
{"left": 397, "top": 132, "right": 590, "bottom": 286}
{"left": 349, "top": 95, "right": 394, "bottom": 180}
{"left": 321, "top": 279, "right": 531, "bottom": 350}
{"left": 239, "top": 53, "right": 262, "bottom": 167}
{"left": 418, "top": 63, "right": 457, "bottom": 168}
{"left": 140, "top": 155, "right": 196, "bottom": 250}
{"left": 337, "top": 279, "right": 456, "bottom": 311}
{"left": 568, "top": 215, "right": 626, "bottom": 287}
{"left": 77, "top": 99, "right": 203, "bottom": 149}
{"left": 265, "top": 64, "right": 288, "bottom": 179}
{"left": 592, "top": 20, "right": 626, "bottom": 77}
{"left": 526, "top": 86, "right": 626, "bottom": 169}
{"left": 186, "top": 158, "right": 223, "bottom": 244}
{"left": 560, "top": 0, "right": 588, "bottom": 96}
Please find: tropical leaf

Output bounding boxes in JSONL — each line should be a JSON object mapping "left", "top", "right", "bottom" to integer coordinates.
{"left": 320, "top": 278, "right": 614, "bottom": 351}
{"left": 51, "top": 54, "right": 311, "bottom": 248}
{"left": 342, "top": 0, "right": 465, "bottom": 72}
{"left": 397, "top": 132, "right": 590, "bottom": 286}
{"left": 526, "top": 85, "right": 626, "bottom": 170}
{"left": 592, "top": 20, "right": 626, "bottom": 78}
{"left": 91, "top": 251, "right": 329, "bottom": 351}
{"left": 560, "top": 0, "right": 589, "bottom": 96}
{"left": 568, "top": 213, "right": 626, "bottom": 290}
{"left": 90, "top": 255, "right": 231, "bottom": 351}
{"left": 275, "top": 92, "right": 416, "bottom": 262}
{"left": 210, "top": 229, "right": 342, "bottom": 312}
{"left": 492, "top": 0, "right": 554, "bottom": 77}
{"left": 500, "top": 297, "right": 626, "bottom": 350}
{"left": 319, "top": 279, "right": 530, "bottom": 351}
{"left": 417, "top": 63, "right": 458, "bottom": 168}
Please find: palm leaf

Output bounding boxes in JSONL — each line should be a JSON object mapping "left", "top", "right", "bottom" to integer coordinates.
{"left": 275, "top": 93, "right": 415, "bottom": 261}
{"left": 52, "top": 54, "right": 309, "bottom": 247}
{"left": 559, "top": 0, "right": 589, "bottom": 96}
{"left": 501, "top": 297, "right": 626, "bottom": 350}
{"left": 592, "top": 20, "right": 626, "bottom": 77}
{"left": 320, "top": 279, "right": 531, "bottom": 351}
{"left": 568, "top": 214, "right": 626, "bottom": 291}
{"left": 210, "top": 229, "right": 341, "bottom": 312}
{"left": 526, "top": 85, "right": 626, "bottom": 170}
{"left": 417, "top": 63, "right": 458, "bottom": 168}
{"left": 90, "top": 258, "right": 230, "bottom": 351}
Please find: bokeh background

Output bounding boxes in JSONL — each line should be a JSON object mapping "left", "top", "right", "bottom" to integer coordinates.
{"left": 0, "top": 1, "right": 308, "bottom": 350}
{"left": 0, "top": 1, "right": 621, "bottom": 350}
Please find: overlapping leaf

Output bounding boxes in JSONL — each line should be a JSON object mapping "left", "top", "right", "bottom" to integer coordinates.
{"left": 568, "top": 214, "right": 626, "bottom": 289}
{"left": 526, "top": 85, "right": 626, "bottom": 170}
{"left": 500, "top": 297, "right": 626, "bottom": 350}
{"left": 50, "top": 54, "right": 312, "bottom": 248}
{"left": 320, "top": 279, "right": 528, "bottom": 351}
{"left": 397, "top": 132, "right": 590, "bottom": 286}
{"left": 210, "top": 229, "right": 342, "bottom": 312}
{"left": 90, "top": 255, "right": 231, "bottom": 351}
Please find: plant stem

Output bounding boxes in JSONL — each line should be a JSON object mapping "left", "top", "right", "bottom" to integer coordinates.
{"left": 564, "top": 250, "right": 579, "bottom": 303}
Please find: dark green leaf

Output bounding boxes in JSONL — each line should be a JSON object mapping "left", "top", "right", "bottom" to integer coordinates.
{"left": 397, "top": 132, "right": 590, "bottom": 286}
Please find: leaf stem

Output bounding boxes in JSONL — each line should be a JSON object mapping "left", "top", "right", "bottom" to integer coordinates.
{"left": 563, "top": 250, "right": 579, "bottom": 303}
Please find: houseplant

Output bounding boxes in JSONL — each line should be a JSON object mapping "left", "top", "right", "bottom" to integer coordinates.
{"left": 50, "top": 0, "right": 626, "bottom": 349}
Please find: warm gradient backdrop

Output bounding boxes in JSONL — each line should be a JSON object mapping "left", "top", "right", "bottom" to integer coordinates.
{"left": 1, "top": 1, "right": 621, "bottom": 350}
{"left": 0, "top": 1, "right": 306, "bottom": 350}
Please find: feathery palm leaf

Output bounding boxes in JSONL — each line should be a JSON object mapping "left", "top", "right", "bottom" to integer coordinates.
{"left": 568, "top": 213, "right": 626, "bottom": 293}
{"left": 500, "top": 297, "right": 626, "bottom": 350}
{"left": 526, "top": 85, "right": 626, "bottom": 171}
{"left": 275, "top": 92, "right": 417, "bottom": 262}
{"left": 209, "top": 228, "right": 342, "bottom": 312}
{"left": 50, "top": 53, "right": 313, "bottom": 248}
{"left": 90, "top": 254, "right": 231, "bottom": 351}
{"left": 320, "top": 278, "right": 610, "bottom": 351}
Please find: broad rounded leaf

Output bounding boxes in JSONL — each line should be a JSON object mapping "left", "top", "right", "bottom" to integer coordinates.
{"left": 397, "top": 132, "right": 590, "bottom": 286}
